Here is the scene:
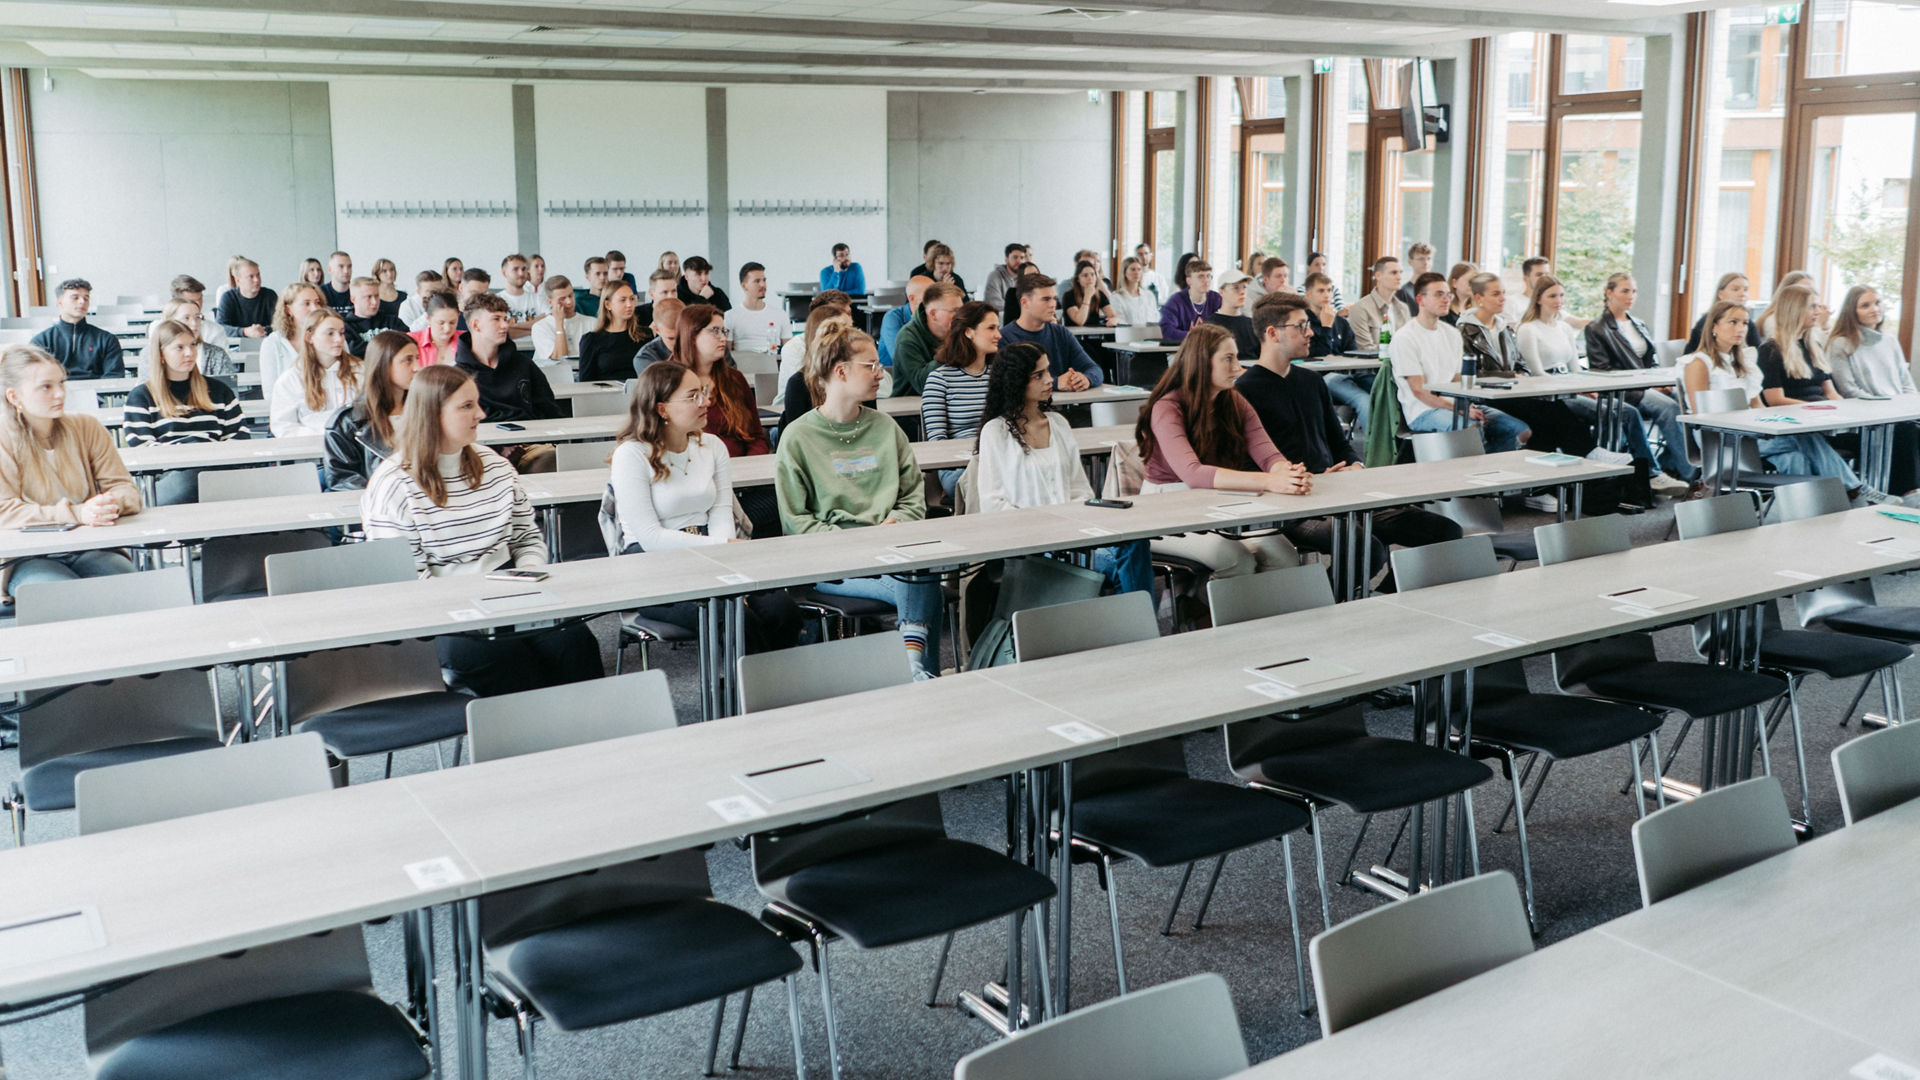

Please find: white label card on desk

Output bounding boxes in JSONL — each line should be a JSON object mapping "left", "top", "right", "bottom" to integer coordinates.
{"left": 708, "top": 795, "right": 768, "bottom": 824}
{"left": 1851, "top": 1055, "right": 1920, "bottom": 1080}
{"left": 1048, "top": 721, "right": 1110, "bottom": 744}
{"left": 716, "top": 573, "right": 753, "bottom": 585}
{"left": 447, "top": 608, "right": 483, "bottom": 622}
{"left": 0, "top": 658, "right": 18, "bottom": 676}
{"left": 1365, "top": 491, "right": 1396, "bottom": 499}
{"left": 1246, "top": 681, "right": 1298, "bottom": 700}
{"left": 1465, "top": 469, "right": 1531, "bottom": 485}
{"left": 306, "top": 512, "right": 336, "bottom": 520}
{"left": 1474, "top": 632, "right": 1533, "bottom": 648}
{"left": 1205, "top": 511, "right": 1235, "bottom": 521}
{"left": 403, "top": 857, "right": 467, "bottom": 891}
{"left": 0, "top": 907, "right": 105, "bottom": 970}
{"left": 1079, "top": 527, "right": 1114, "bottom": 537}
{"left": 1209, "top": 500, "right": 1275, "bottom": 517}
{"left": 1775, "top": 570, "right": 1817, "bottom": 581}
{"left": 226, "top": 636, "right": 264, "bottom": 650}
{"left": 1245, "top": 657, "right": 1356, "bottom": 689}
{"left": 874, "top": 553, "right": 909, "bottom": 565}
{"left": 1612, "top": 604, "right": 1658, "bottom": 618}
{"left": 1862, "top": 536, "right": 1920, "bottom": 557}
{"left": 1599, "top": 586, "right": 1696, "bottom": 611}
{"left": 473, "top": 590, "right": 554, "bottom": 615}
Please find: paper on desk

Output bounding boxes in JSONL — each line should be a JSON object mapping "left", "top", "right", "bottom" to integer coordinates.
{"left": 1465, "top": 469, "right": 1531, "bottom": 485}
{"left": 1524, "top": 453, "right": 1582, "bottom": 468}
{"left": 404, "top": 857, "right": 466, "bottom": 891}
{"left": 1851, "top": 1054, "right": 1920, "bottom": 1080}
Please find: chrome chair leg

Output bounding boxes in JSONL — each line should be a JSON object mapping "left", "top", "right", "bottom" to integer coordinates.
{"left": 1340, "top": 812, "right": 1380, "bottom": 888}
{"left": 728, "top": 985, "right": 753, "bottom": 1070}
{"left": 784, "top": 974, "right": 809, "bottom": 1080}
{"left": 1100, "top": 854, "right": 1128, "bottom": 994}
{"left": 925, "top": 932, "right": 954, "bottom": 1007}
{"left": 1460, "top": 788, "right": 1482, "bottom": 877}
{"left": 1504, "top": 750, "right": 1538, "bottom": 934}
{"left": 1787, "top": 683, "right": 1813, "bottom": 825}
{"left": 704, "top": 996, "right": 727, "bottom": 1077}
{"left": 512, "top": 1000, "right": 538, "bottom": 1080}
{"left": 1836, "top": 672, "right": 1876, "bottom": 727}
{"left": 1191, "top": 855, "right": 1227, "bottom": 930}
{"left": 1647, "top": 732, "right": 1668, "bottom": 809}
{"left": 1628, "top": 739, "right": 1648, "bottom": 820}
{"left": 1307, "top": 804, "right": 1333, "bottom": 930}
{"left": 1493, "top": 754, "right": 1538, "bottom": 834}
{"left": 1280, "top": 834, "right": 1310, "bottom": 1017}
{"left": 1161, "top": 862, "right": 1196, "bottom": 936}
{"left": 816, "top": 938, "right": 843, "bottom": 1080}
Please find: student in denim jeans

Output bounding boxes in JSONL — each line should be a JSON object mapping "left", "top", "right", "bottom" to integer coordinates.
{"left": 1390, "top": 272, "right": 1529, "bottom": 452}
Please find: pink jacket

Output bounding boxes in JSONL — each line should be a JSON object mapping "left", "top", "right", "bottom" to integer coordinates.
{"left": 408, "top": 326, "right": 465, "bottom": 366}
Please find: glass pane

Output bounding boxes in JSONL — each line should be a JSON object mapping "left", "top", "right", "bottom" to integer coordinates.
{"left": 1371, "top": 59, "right": 1411, "bottom": 110}
{"left": 1507, "top": 32, "right": 1544, "bottom": 113}
{"left": 1229, "top": 149, "right": 1243, "bottom": 267}
{"left": 1347, "top": 59, "right": 1371, "bottom": 114}
{"left": 1810, "top": 0, "right": 1920, "bottom": 79}
{"left": 1560, "top": 34, "right": 1646, "bottom": 95}
{"left": 1380, "top": 136, "right": 1434, "bottom": 267}
{"left": 1150, "top": 92, "right": 1176, "bottom": 129}
{"left": 1255, "top": 76, "right": 1287, "bottom": 119}
{"left": 1552, "top": 111, "right": 1640, "bottom": 319}
{"left": 1503, "top": 150, "right": 1545, "bottom": 286}
{"left": 1343, "top": 149, "right": 1365, "bottom": 298}
{"left": 1488, "top": 33, "right": 1549, "bottom": 295}
{"left": 1807, "top": 111, "right": 1914, "bottom": 347}
{"left": 1154, "top": 148, "right": 1177, "bottom": 258}
{"left": 1248, "top": 131, "right": 1288, "bottom": 259}
{"left": 1691, "top": 7, "right": 1787, "bottom": 320}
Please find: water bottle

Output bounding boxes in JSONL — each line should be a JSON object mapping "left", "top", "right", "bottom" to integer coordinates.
{"left": 1378, "top": 325, "right": 1392, "bottom": 352}
{"left": 1461, "top": 353, "right": 1478, "bottom": 389}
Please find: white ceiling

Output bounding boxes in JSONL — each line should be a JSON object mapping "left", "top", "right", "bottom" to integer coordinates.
{"left": 0, "top": 0, "right": 1733, "bottom": 91}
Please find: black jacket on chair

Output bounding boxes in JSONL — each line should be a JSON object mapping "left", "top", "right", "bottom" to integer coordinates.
{"left": 321, "top": 401, "right": 392, "bottom": 491}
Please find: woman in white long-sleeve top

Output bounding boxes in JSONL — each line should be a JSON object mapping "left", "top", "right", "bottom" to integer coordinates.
{"left": 268, "top": 308, "right": 359, "bottom": 438}
{"left": 1827, "top": 283, "right": 1920, "bottom": 497}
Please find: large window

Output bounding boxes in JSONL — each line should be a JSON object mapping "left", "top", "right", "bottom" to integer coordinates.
{"left": 1233, "top": 77, "right": 1287, "bottom": 267}
{"left": 1688, "top": 7, "right": 1789, "bottom": 324}
{"left": 1808, "top": 0, "right": 1920, "bottom": 79}
{"left": 1482, "top": 33, "right": 1551, "bottom": 297}
{"left": 1144, "top": 94, "right": 1177, "bottom": 266}
{"left": 1806, "top": 109, "right": 1914, "bottom": 345}
{"left": 1560, "top": 34, "right": 1646, "bottom": 94}
{"left": 1552, "top": 111, "right": 1640, "bottom": 317}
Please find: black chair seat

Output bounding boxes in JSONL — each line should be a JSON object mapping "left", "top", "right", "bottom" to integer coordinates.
{"left": 1760, "top": 629, "right": 1911, "bottom": 680}
{"left": 21, "top": 737, "right": 226, "bottom": 811}
{"left": 1242, "top": 737, "right": 1493, "bottom": 815}
{"left": 770, "top": 838, "right": 1056, "bottom": 950}
{"left": 1578, "top": 662, "right": 1786, "bottom": 718}
{"left": 489, "top": 899, "right": 802, "bottom": 1032}
{"left": 94, "top": 989, "right": 428, "bottom": 1080}
{"left": 1489, "top": 532, "right": 1538, "bottom": 563}
{"left": 621, "top": 609, "right": 698, "bottom": 644}
{"left": 1073, "top": 777, "right": 1311, "bottom": 868}
{"left": 297, "top": 691, "right": 471, "bottom": 759}
{"left": 1470, "top": 694, "right": 1664, "bottom": 761}
{"left": 795, "top": 589, "right": 897, "bottom": 620}
{"left": 1819, "top": 606, "right": 1920, "bottom": 645}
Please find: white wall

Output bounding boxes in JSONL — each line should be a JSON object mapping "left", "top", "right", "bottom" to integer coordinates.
{"left": 888, "top": 90, "right": 1111, "bottom": 289}
{"left": 730, "top": 87, "right": 888, "bottom": 290}
{"left": 533, "top": 83, "right": 709, "bottom": 288}
{"left": 328, "top": 78, "right": 519, "bottom": 285}
{"left": 29, "top": 71, "right": 334, "bottom": 304}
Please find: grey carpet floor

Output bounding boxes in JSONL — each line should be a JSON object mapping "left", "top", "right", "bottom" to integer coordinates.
{"left": 2, "top": 499, "right": 1906, "bottom": 1078}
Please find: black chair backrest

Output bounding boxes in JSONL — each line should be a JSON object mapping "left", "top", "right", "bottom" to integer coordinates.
{"left": 752, "top": 794, "right": 946, "bottom": 886}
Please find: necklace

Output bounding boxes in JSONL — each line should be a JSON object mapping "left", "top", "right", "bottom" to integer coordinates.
{"left": 823, "top": 411, "right": 864, "bottom": 445}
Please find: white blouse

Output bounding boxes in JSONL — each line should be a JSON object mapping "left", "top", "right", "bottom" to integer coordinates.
{"left": 609, "top": 435, "right": 735, "bottom": 550}
{"left": 1516, "top": 317, "right": 1580, "bottom": 375}
{"left": 1682, "top": 348, "right": 1763, "bottom": 407}
{"left": 1110, "top": 287, "right": 1160, "bottom": 328}
{"left": 976, "top": 413, "right": 1094, "bottom": 513}
{"left": 268, "top": 359, "right": 354, "bottom": 437}
{"left": 258, "top": 332, "right": 298, "bottom": 391}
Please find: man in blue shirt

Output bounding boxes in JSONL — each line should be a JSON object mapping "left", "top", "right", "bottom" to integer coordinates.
{"left": 996, "top": 274, "right": 1104, "bottom": 390}
{"left": 819, "top": 243, "right": 866, "bottom": 295}
{"left": 877, "top": 276, "right": 931, "bottom": 367}
{"left": 32, "top": 278, "right": 124, "bottom": 379}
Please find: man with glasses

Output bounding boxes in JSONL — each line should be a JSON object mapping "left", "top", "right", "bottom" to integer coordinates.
{"left": 889, "top": 281, "right": 966, "bottom": 396}
{"left": 1236, "top": 291, "right": 1460, "bottom": 592}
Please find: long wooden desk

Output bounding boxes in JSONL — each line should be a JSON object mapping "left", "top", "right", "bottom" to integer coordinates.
{"left": 114, "top": 415, "right": 632, "bottom": 478}
{"left": 1433, "top": 368, "right": 1680, "bottom": 449}
{"left": 1681, "top": 394, "right": 1920, "bottom": 496}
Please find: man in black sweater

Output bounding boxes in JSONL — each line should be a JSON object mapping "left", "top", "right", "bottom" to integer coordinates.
{"left": 31, "top": 278, "right": 124, "bottom": 379}
{"left": 455, "top": 292, "right": 559, "bottom": 472}
{"left": 216, "top": 257, "right": 277, "bottom": 339}
{"left": 1234, "top": 291, "right": 1458, "bottom": 592}
{"left": 342, "top": 277, "right": 406, "bottom": 357}
{"left": 321, "top": 251, "right": 354, "bottom": 314}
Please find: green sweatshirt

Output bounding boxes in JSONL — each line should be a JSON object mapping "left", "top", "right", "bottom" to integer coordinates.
{"left": 889, "top": 309, "right": 941, "bottom": 397}
{"left": 775, "top": 407, "right": 927, "bottom": 534}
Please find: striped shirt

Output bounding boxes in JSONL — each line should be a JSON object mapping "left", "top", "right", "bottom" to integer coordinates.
{"left": 920, "top": 363, "right": 991, "bottom": 441}
{"left": 361, "top": 447, "right": 547, "bottom": 577}
{"left": 122, "top": 379, "right": 249, "bottom": 446}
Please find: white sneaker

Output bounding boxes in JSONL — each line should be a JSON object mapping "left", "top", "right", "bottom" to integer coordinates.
{"left": 1585, "top": 447, "right": 1634, "bottom": 466}
{"left": 1523, "top": 494, "right": 1559, "bottom": 512}
{"left": 1649, "top": 473, "right": 1692, "bottom": 495}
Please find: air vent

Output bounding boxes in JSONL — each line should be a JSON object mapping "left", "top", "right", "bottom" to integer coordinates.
{"left": 1038, "top": 7, "right": 1129, "bottom": 18}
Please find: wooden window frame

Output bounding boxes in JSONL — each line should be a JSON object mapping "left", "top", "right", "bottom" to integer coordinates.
{"left": 1538, "top": 35, "right": 1644, "bottom": 271}
{"left": 1233, "top": 77, "right": 1287, "bottom": 260}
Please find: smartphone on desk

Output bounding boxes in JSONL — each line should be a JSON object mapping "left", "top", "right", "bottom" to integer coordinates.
{"left": 485, "top": 568, "right": 550, "bottom": 582}
{"left": 1085, "top": 498, "right": 1133, "bottom": 509}
{"left": 20, "top": 523, "right": 79, "bottom": 533}
{"left": 495, "top": 422, "right": 526, "bottom": 431}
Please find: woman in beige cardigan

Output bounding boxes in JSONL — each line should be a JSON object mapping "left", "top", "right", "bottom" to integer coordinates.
{"left": 0, "top": 344, "right": 142, "bottom": 598}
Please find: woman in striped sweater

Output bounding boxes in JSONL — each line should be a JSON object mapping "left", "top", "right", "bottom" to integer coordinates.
{"left": 921, "top": 300, "right": 999, "bottom": 494}
{"left": 123, "top": 319, "right": 248, "bottom": 505}
{"left": 362, "top": 365, "right": 603, "bottom": 696}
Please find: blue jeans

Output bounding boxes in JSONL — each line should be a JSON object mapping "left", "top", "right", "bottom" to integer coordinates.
{"left": 813, "top": 574, "right": 945, "bottom": 675}
{"left": 9, "top": 549, "right": 137, "bottom": 595}
{"left": 1325, "top": 372, "right": 1373, "bottom": 433}
{"left": 1564, "top": 394, "right": 1659, "bottom": 466}
{"left": 1634, "top": 389, "right": 1697, "bottom": 481}
{"left": 1093, "top": 540, "right": 1153, "bottom": 597}
{"left": 1759, "top": 434, "right": 1860, "bottom": 488}
{"left": 1408, "top": 403, "right": 1528, "bottom": 453}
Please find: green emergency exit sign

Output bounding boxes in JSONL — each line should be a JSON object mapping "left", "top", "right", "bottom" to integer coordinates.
{"left": 1763, "top": 5, "right": 1800, "bottom": 25}
{"left": 1312, "top": 57, "right": 1335, "bottom": 74}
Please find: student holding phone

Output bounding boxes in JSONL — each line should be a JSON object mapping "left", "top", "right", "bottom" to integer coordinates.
{"left": 362, "top": 365, "right": 601, "bottom": 695}
{"left": 0, "top": 344, "right": 142, "bottom": 598}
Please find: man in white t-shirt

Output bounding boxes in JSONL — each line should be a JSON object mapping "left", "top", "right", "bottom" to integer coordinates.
{"left": 499, "top": 254, "right": 547, "bottom": 335}
{"left": 724, "top": 261, "right": 788, "bottom": 355}
{"left": 1134, "top": 243, "right": 1168, "bottom": 306}
{"left": 1390, "top": 271, "right": 1529, "bottom": 452}
{"left": 531, "top": 276, "right": 595, "bottom": 362}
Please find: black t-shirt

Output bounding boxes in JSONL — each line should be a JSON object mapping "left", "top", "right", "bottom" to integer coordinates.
{"left": 1234, "top": 362, "right": 1356, "bottom": 474}
{"left": 1308, "top": 311, "right": 1356, "bottom": 358}
{"left": 677, "top": 280, "right": 733, "bottom": 312}
{"left": 1205, "top": 312, "right": 1261, "bottom": 359}
{"left": 578, "top": 330, "right": 645, "bottom": 382}
{"left": 1758, "top": 337, "right": 1834, "bottom": 402}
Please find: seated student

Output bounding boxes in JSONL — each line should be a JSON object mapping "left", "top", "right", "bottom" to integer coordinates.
{"left": 1000, "top": 264, "right": 1038, "bottom": 327}
{"left": 1303, "top": 252, "right": 1348, "bottom": 312}
{"left": 261, "top": 281, "right": 326, "bottom": 388}
{"left": 1459, "top": 273, "right": 1626, "bottom": 463}
{"left": 578, "top": 281, "right": 648, "bottom": 382}
{"left": 168, "top": 274, "right": 230, "bottom": 354}
{"left": 456, "top": 292, "right": 559, "bottom": 473}
{"left": 1585, "top": 272, "right": 1697, "bottom": 485}
{"left": 1756, "top": 270, "right": 1817, "bottom": 342}
{"left": 527, "top": 254, "right": 546, "bottom": 294}
{"left": 654, "top": 250, "right": 679, "bottom": 287}
{"left": 1136, "top": 322, "right": 1305, "bottom": 592}
{"left": 1395, "top": 242, "right": 1433, "bottom": 312}
{"left": 634, "top": 268, "right": 676, "bottom": 337}
{"left": 676, "top": 255, "right": 732, "bottom": 312}
{"left": 778, "top": 305, "right": 857, "bottom": 427}
{"left": 1392, "top": 272, "right": 1529, "bottom": 452}
{"left": 982, "top": 243, "right": 1029, "bottom": 313}
{"left": 1159, "top": 259, "right": 1221, "bottom": 343}
{"left": 1204, "top": 268, "right": 1259, "bottom": 358}
{"left": 1684, "top": 272, "right": 1761, "bottom": 354}
{"left": 531, "top": 276, "right": 594, "bottom": 363}
{"left": 635, "top": 297, "right": 685, "bottom": 372}
{"left": 672, "top": 303, "right": 768, "bottom": 458}
{"left": 575, "top": 256, "right": 609, "bottom": 319}
{"left": 121, "top": 320, "right": 248, "bottom": 506}
{"left": 997, "top": 275, "right": 1105, "bottom": 391}
{"left": 1302, "top": 272, "right": 1357, "bottom": 359}
{"left": 1111, "top": 256, "right": 1160, "bottom": 327}
{"left": 775, "top": 325, "right": 944, "bottom": 679}
{"left": 975, "top": 343, "right": 1153, "bottom": 595}
{"left": 0, "top": 344, "right": 142, "bottom": 593}
{"left": 342, "top": 276, "right": 406, "bottom": 357}
{"left": 891, "top": 282, "right": 968, "bottom": 398}
{"left": 879, "top": 276, "right": 932, "bottom": 369}
{"left": 300, "top": 256, "right": 327, "bottom": 290}
{"left": 31, "top": 278, "right": 124, "bottom": 380}
{"left": 606, "top": 250, "right": 637, "bottom": 292}
{"left": 1755, "top": 283, "right": 1885, "bottom": 497}
{"left": 216, "top": 257, "right": 277, "bottom": 340}
{"left": 1829, "top": 283, "right": 1920, "bottom": 496}
{"left": 777, "top": 291, "right": 853, "bottom": 399}
{"left": 457, "top": 268, "right": 492, "bottom": 309}
{"left": 442, "top": 257, "right": 466, "bottom": 293}
{"left": 1242, "top": 250, "right": 1269, "bottom": 303}
{"left": 137, "top": 298, "right": 235, "bottom": 378}
{"left": 362, "top": 365, "right": 602, "bottom": 697}
{"left": 499, "top": 253, "right": 546, "bottom": 331}
{"left": 1442, "top": 262, "right": 1476, "bottom": 326}
{"left": 324, "top": 331, "right": 416, "bottom": 491}
{"left": 908, "top": 238, "right": 940, "bottom": 280}
{"left": 1235, "top": 292, "right": 1460, "bottom": 591}
{"left": 1682, "top": 298, "right": 1867, "bottom": 496}
{"left": 408, "top": 292, "right": 466, "bottom": 368}
{"left": 1260, "top": 257, "right": 1292, "bottom": 299}
{"left": 819, "top": 242, "right": 867, "bottom": 295}
{"left": 724, "top": 262, "right": 788, "bottom": 356}
{"left": 609, "top": 363, "right": 802, "bottom": 652}
{"left": 270, "top": 308, "right": 360, "bottom": 438}
{"left": 372, "top": 257, "right": 406, "bottom": 316}
{"left": 397, "top": 270, "right": 442, "bottom": 328}
{"left": 320, "top": 251, "right": 354, "bottom": 314}
{"left": 1136, "top": 242, "right": 1169, "bottom": 303}
{"left": 921, "top": 300, "right": 998, "bottom": 493}
{"left": 924, "top": 242, "right": 967, "bottom": 295}
{"left": 1348, "top": 256, "right": 1411, "bottom": 352}
{"left": 1061, "top": 260, "right": 1117, "bottom": 328}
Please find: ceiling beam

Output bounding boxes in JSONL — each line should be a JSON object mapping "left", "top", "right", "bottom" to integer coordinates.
{"left": 27, "top": 0, "right": 1437, "bottom": 57}
{"left": 1, "top": 26, "right": 1328, "bottom": 75}
{"left": 885, "top": 0, "right": 1658, "bottom": 36}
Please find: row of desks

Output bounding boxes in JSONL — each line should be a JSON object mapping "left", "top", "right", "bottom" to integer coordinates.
{"left": 0, "top": 502, "right": 1913, "bottom": 1034}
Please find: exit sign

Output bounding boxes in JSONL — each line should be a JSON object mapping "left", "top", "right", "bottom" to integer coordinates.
{"left": 1312, "top": 57, "right": 1335, "bottom": 74}
{"left": 1764, "top": 4, "right": 1800, "bottom": 25}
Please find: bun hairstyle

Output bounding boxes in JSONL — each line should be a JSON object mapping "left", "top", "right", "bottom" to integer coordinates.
{"left": 804, "top": 322, "right": 876, "bottom": 407}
